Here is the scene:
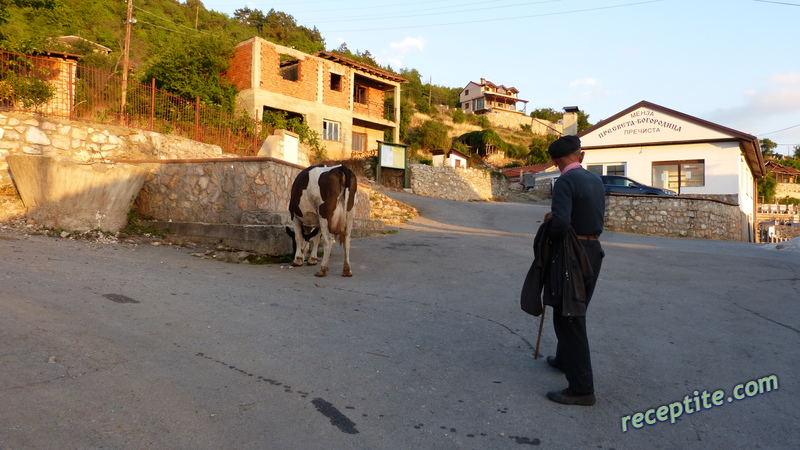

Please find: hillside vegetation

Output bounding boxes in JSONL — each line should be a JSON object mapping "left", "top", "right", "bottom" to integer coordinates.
{"left": 0, "top": 0, "right": 591, "bottom": 167}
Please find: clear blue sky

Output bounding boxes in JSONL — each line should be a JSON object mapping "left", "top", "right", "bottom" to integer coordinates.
{"left": 200, "top": 0, "right": 800, "bottom": 155}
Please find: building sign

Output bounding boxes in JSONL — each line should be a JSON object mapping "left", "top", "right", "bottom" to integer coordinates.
{"left": 380, "top": 143, "right": 406, "bottom": 169}
{"left": 582, "top": 106, "right": 732, "bottom": 147}
{"left": 596, "top": 109, "right": 683, "bottom": 139}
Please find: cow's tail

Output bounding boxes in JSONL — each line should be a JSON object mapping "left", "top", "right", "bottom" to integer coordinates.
{"left": 331, "top": 168, "right": 356, "bottom": 244}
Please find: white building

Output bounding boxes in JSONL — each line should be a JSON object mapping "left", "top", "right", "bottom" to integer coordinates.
{"left": 459, "top": 78, "right": 528, "bottom": 116}
{"left": 577, "top": 101, "right": 765, "bottom": 233}
{"left": 431, "top": 149, "right": 468, "bottom": 168}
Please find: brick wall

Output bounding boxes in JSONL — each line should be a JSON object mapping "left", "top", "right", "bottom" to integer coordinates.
{"left": 322, "top": 69, "right": 350, "bottom": 110}
{"left": 259, "top": 45, "right": 317, "bottom": 103}
{"left": 226, "top": 41, "right": 253, "bottom": 91}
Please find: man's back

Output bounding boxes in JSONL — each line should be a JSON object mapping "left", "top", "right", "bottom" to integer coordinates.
{"left": 550, "top": 167, "right": 605, "bottom": 238}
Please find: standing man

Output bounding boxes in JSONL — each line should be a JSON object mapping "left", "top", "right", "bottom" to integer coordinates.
{"left": 543, "top": 135, "right": 605, "bottom": 406}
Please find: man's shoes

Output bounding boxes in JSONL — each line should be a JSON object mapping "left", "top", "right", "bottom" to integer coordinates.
{"left": 546, "top": 355, "right": 563, "bottom": 372}
{"left": 546, "top": 388, "right": 596, "bottom": 406}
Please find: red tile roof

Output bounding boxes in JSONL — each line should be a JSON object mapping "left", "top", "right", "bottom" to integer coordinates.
{"left": 500, "top": 164, "right": 554, "bottom": 179}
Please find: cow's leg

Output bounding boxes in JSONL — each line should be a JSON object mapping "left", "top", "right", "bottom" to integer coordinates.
{"left": 341, "top": 212, "right": 353, "bottom": 277}
{"left": 291, "top": 219, "right": 305, "bottom": 267}
{"left": 307, "top": 233, "right": 320, "bottom": 266}
{"left": 315, "top": 222, "right": 332, "bottom": 277}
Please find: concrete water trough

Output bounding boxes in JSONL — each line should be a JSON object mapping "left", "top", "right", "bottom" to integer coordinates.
{"left": 6, "top": 154, "right": 149, "bottom": 232}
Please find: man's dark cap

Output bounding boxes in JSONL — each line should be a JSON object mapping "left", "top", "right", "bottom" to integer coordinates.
{"left": 548, "top": 135, "right": 581, "bottom": 159}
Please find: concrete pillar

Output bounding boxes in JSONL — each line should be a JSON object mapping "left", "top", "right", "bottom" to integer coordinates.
{"left": 562, "top": 106, "right": 579, "bottom": 136}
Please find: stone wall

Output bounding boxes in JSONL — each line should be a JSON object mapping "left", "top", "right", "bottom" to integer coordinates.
{"left": 0, "top": 111, "right": 225, "bottom": 186}
{"left": 776, "top": 182, "right": 800, "bottom": 200}
{"left": 409, "top": 164, "right": 509, "bottom": 202}
{"left": 132, "top": 157, "right": 371, "bottom": 225}
{"left": 605, "top": 194, "right": 746, "bottom": 241}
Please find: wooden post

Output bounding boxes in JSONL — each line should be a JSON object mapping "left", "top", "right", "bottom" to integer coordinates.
{"left": 120, "top": 0, "right": 133, "bottom": 125}
{"left": 194, "top": 96, "right": 200, "bottom": 140}
{"left": 149, "top": 78, "right": 155, "bottom": 131}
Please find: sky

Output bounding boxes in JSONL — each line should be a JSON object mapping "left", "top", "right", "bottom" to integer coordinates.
{"left": 199, "top": 0, "right": 800, "bottom": 156}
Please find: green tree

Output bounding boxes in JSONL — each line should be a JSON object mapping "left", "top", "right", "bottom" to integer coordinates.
{"left": 140, "top": 34, "right": 238, "bottom": 111}
{"left": 527, "top": 134, "right": 558, "bottom": 164}
{"left": 0, "top": 0, "right": 56, "bottom": 25}
{"left": 530, "top": 107, "right": 561, "bottom": 123}
{"left": 760, "top": 138, "right": 777, "bottom": 158}
{"left": 406, "top": 119, "right": 451, "bottom": 153}
{"left": 577, "top": 110, "right": 592, "bottom": 132}
{"left": 758, "top": 176, "right": 777, "bottom": 203}
{"left": 451, "top": 108, "right": 466, "bottom": 124}
{"left": 454, "top": 129, "right": 527, "bottom": 159}
{"left": 531, "top": 108, "right": 592, "bottom": 132}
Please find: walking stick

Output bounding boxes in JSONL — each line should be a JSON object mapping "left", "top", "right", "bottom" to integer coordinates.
{"left": 534, "top": 306, "right": 546, "bottom": 359}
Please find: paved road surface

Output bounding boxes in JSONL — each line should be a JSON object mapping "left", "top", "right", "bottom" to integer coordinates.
{"left": 1, "top": 191, "right": 798, "bottom": 449}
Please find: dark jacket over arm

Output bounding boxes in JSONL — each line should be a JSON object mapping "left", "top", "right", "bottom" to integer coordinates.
{"left": 520, "top": 219, "right": 595, "bottom": 317}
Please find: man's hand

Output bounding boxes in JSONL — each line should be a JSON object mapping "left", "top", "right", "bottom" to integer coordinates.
{"left": 544, "top": 211, "right": 553, "bottom": 221}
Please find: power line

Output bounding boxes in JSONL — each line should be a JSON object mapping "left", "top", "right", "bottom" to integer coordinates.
{"left": 759, "top": 123, "right": 800, "bottom": 136}
{"left": 133, "top": 4, "right": 213, "bottom": 36}
{"left": 753, "top": 0, "right": 800, "bottom": 6}
{"left": 298, "top": 0, "right": 561, "bottom": 24}
{"left": 320, "top": 0, "right": 663, "bottom": 33}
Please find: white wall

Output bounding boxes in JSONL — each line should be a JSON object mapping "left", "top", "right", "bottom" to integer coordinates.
{"left": 582, "top": 141, "right": 745, "bottom": 195}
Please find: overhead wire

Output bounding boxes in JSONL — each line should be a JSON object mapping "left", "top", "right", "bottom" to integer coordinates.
{"left": 316, "top": 0, "right": 663, "bottom": 33}
{"left": 295, "top": 0, "right": 562, "bottom": 24}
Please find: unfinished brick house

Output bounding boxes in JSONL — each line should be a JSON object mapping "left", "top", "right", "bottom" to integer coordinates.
{"left": 226, "top": 37, "right": 406, "bottom": 160}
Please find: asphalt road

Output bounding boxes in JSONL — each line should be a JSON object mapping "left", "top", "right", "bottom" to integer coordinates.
{"left": 1, "top": 191, "right": 798, "bottom": 449}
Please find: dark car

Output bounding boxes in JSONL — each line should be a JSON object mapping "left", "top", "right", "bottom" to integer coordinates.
{"left": 600, "top": 175, "right": 677, "bottom": 196}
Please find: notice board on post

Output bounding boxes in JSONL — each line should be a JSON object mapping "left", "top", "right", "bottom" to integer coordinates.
{"left": 376, "top": 141, "right": 410, "bottom": 188}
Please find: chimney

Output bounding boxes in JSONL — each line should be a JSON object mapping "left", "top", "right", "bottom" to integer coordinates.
{"left": 562, "top": 106, "right": 579, "bottom": 136}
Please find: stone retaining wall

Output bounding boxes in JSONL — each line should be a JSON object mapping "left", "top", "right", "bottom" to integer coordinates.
{"left": 131, "top": 158, "right": 372, "bottom": 225}
{"left": 0, "top": 111, "right": 225, "bottom": 186}
{"left": 776, "top": 182, "right": 800, "bottom": 200}
{"left": 605, "top": 194, "right": 747, "bottom": 241}
{"left": 409, "top": 164, "right": 509, "bottom": 202}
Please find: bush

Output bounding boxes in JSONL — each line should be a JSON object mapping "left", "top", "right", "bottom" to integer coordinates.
{"left": 451, "top": 108, "right": 466, "bottom": 124}
{"left": 758, "top": 176, "right": 777, "bottom": 203}
{"left": 406, "top": 119, "right": 451, "bottom": 151}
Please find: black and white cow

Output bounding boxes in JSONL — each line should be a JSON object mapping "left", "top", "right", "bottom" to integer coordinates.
{"left": 288, "top": 164, "right": 357, "bottom": 277}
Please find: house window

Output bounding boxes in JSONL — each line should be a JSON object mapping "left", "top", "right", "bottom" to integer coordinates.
{"left": 352, "top": 132, "right": 367, "bottom": 151}
{"left": 279, "top": 55, "right": 299, "bottom": 81}
{"left": 587, "top": 163, "right": 626, "bottom": 176}
{"left": 464, "top": 89, "right": 469, "bottom": 96}
{"left": 323, "top": 120, "right": 340, "bottom": 141}
{"left": 607, "top": 164, "right": 626, "bottom": 176}
{"left": 355, "top": 86, "right": 367, "bottom": 104}
{"left": 330, "top": 73, "right": 342, "bottom": 91}
{"left": 652, "top": 160, "right": 705, "bottom": 191}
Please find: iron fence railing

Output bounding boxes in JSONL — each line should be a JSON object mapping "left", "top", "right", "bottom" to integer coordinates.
{"left": 0, "top": 50, "right": 265, "bottom": 156}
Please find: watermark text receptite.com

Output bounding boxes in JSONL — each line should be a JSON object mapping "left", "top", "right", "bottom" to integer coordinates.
{"left": 621, "top": 375, "right": 779, "bottom": 432}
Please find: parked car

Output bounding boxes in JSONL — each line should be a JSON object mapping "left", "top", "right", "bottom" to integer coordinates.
{"left": 600, "top": 175, "right": 677, "bottom": 196}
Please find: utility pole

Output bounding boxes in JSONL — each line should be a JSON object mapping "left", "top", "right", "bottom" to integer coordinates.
{"left": 120, "top": 0, "right": 134, "bottom": 124}
{"left": 428, "top": 75, "right": 432, "bottom": 107}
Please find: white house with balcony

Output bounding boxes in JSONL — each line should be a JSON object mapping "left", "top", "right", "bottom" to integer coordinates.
{"left": 459, "top": 78, "right": 528, "bottom": 116}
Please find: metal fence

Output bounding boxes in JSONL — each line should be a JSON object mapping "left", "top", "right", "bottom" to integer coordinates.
{"left": 0, "top": 50, "right": 265, "bottom": 156}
